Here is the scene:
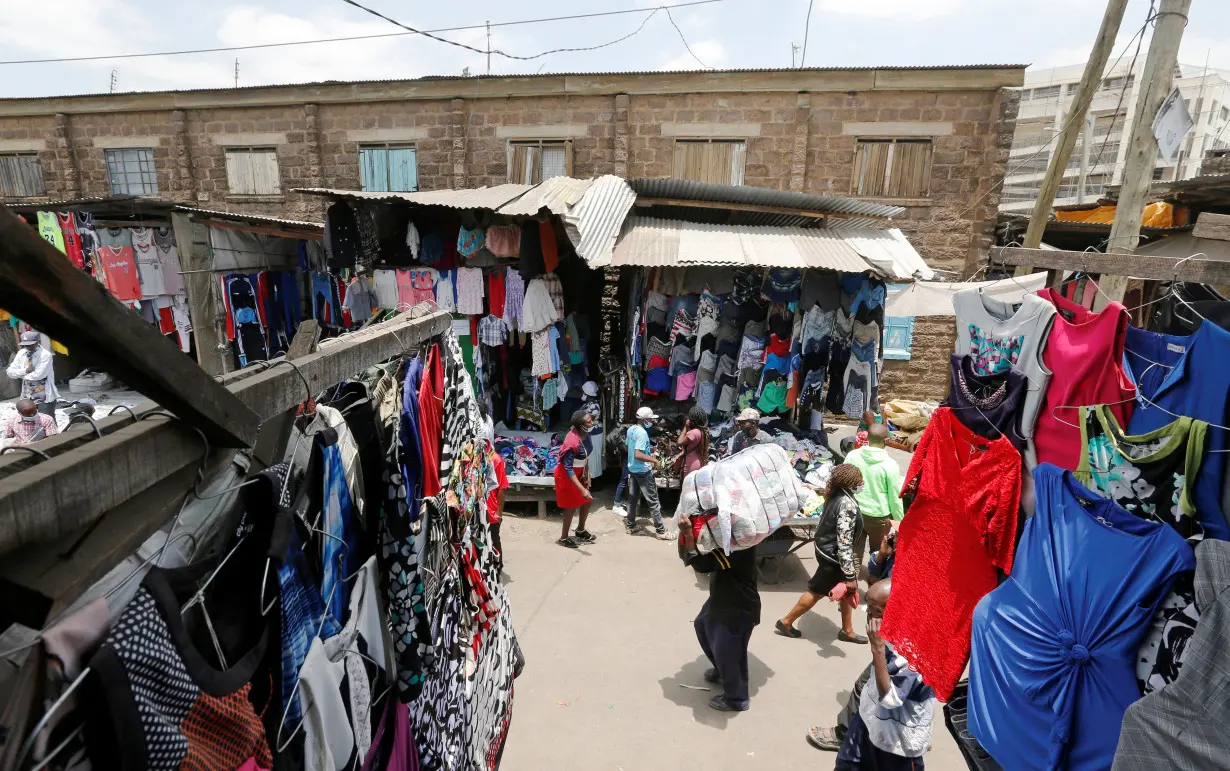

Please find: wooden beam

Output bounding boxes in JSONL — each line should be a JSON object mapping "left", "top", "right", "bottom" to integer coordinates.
{"left": 990, "top": 246, "right": 1230, "bottom": 284}
{"left": 251, "top": 320, "right": 320, "bottom": 467}
{"left": 0, "top": 309, "right": 450, "bottom": 556}
{"left": 171, "top": 212, "right": 231, "bottom": 377}
{"left": 633, "top": 196, "right": 889, "bottom": 221}
{"left": 0, "top": 206, "right": 258, "bottom": 447}
{"left": 1192, "top": 212, "right": 1230, "bottom": 242}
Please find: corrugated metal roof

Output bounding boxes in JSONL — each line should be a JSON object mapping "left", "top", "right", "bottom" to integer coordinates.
{"left": 628, "top": 178, "right": 905, "bottom": 220}
{"left": 839, "top": 229, "right": 935, "bottom": 280}
{"left": 11, "top": 65, "right": 1028, "bottom": 101}
{"left": 562, "top": 175, "right": 637, "bottom": 268}
{"left": 295, "top": 185, "right": 535, "bottom": 211}
{"left": 612, "top": 217, "right": 873, "bottom": 273}
{"left": 498, "top": 176, "right": 593, "bottom": 216}
{"left": 174, "top": 205, "right": 323, "bottom": 232}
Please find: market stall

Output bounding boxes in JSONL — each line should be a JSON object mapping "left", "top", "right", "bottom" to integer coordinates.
{"left": 878, "top": 252, "right": 1230, "bottom": 770}
{"left": 295, "top": 177, "right": 635, "bottom": 514}
{"left": 604, "top": 180, "right": 935, "bottom": 490}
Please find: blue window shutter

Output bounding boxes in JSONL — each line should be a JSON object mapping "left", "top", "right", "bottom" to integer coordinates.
{"left": 883, "top": 316, "right": 915, "bottom": 360}
{"left": 359, "top": 148, "right": 388, "bottom": 192}
{"left": 389, "top": 148, "right": 418, "bottom": 192}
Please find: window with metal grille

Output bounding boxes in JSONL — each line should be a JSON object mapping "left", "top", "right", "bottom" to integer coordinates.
{"left": 673, "top": 139, "right": 746, "bottom": 185}
{"left": 225, "top": 147, "right": 281, "bottom": 195}
{"left": 359, "top": 144, "right": 418, "bottom": 192}
{"left": 853, "top": 138, "right": 933, "bottom": 198}
{"left": 507, "top": 140, "right": 572, "bottom": 184}
{"left": 0, "top": 153, "right": 45, "bottom": 197}
{"left": 105, "top": 148, "right": 159, "bottom": 195}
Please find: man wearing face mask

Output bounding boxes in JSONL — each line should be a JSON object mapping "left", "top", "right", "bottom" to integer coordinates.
{"left": 844, "top": 422, "right": 904, "bottom": 579}
{"left": 6, "top": 331, "right": 59, "bottom": 414}
{"left": 4, "top": 398, "right": 58, "bottom": 445}
{"left": 625, "top": 406, "right": 671, "bottom": 539}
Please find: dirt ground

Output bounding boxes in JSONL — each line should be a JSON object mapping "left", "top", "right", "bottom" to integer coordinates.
{"left": 496, "top": 468, "right": 965, "bottom": 770}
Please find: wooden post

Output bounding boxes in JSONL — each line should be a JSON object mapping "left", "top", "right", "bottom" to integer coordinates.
{"left": 170, "top": 212, "right": 231, "bottom": 377}
{"left": 1100, "top": 0, "right": 1192, "bottom": 309}
{"left": 0, "top": 206, "right": 258, "bottom": 448}
{"left": 1023, "top": 0, "right": 1129, "bottom": 251}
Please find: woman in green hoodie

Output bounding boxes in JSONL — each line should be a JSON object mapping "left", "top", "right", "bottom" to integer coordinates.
{"left": 843, "top": 422, "right": 904, "bottom": 576}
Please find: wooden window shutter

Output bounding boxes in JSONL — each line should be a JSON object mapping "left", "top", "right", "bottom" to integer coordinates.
{"left": 225, "top": 150, "right": 255, "bottom": 195}
{"left": 359, "top": 147, "right": 388, "bottom": 192}
{"left": 0, "top": 154, "right": 46, "bottom": 197}
{"left": 251, "top": 149, "right": 280, "bottom": 195}
{"left": 854, "top": 140, "right": 891, "bottom": 196}
{"left": 508, "top": 143, "right": 530, "bottom": 184}
{"left": 887, "top": 141, "right": 931, "bottom": 198}
{"left": 565, "top": 139, "right": 574, "bottom": 176}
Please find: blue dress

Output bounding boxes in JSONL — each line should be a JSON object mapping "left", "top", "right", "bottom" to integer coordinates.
{"left": 968, "top": 465, "right": 1194, "bottom": 771}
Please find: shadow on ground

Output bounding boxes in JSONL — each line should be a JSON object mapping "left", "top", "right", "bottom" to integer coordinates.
{"left": 658, "top": 653, "right": 776, "bottom": 729}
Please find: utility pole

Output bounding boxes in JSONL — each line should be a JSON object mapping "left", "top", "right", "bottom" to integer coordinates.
{"left": 109, "top": 69, "right": 118, "bottom": 93}
{"left": 1100, "top": 0, "right": 1191, "bottom": 309}
{"left": 1022, "top": 0, "right": 1129, "bottom": 252}
{"left": 1078, "top": 112, "right": 1094, "bottom": 203}
{"left": 486, "top": 21, "right": 491, "bottom": 76}
{"left": 234, "top": 58, "right": 240, "bottom": 89}
{"left": 791, "top": 43, "right": 800, "bottom": 69}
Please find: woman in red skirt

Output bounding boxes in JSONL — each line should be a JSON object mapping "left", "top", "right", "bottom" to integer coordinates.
{"left": 555, "top": 410, "right": 596, "bottom": 548}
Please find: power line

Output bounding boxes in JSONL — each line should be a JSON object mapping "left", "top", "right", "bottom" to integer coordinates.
{"left": 800, "top": 0, "right": 815, "bottom": 68}
{"left": 664, "top": 7, "right": 710, "bottom": 69}
{"left": 339, "top": 0, "right": 709, "bottom": 62}
{"left": 0, "top": 0, "right": 727, "bottom": 66}
{"left": 1089, "top": 1, "right": 1154, "bottom": 174}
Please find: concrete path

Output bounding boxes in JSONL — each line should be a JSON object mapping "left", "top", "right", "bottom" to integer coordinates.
{"left": 497, "top": 490, "right": 964, "bottom": 770}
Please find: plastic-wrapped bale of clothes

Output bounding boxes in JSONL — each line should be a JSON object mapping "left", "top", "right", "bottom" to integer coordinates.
{"left": 679, "top": 443, "right": 819, "bottom": 554}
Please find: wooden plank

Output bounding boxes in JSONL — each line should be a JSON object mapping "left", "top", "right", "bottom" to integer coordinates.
{"left": 632, "top": 196, "right": 887, "bottom": 221}
{"left": 990, "top": 246, "right": 1230, "bottom": 284}
{"left": 251, "top": 320, "right": 320, "bottom": 467}
{"left": 172, "top": 212, "right": 231, "bottom": 377}
{"left": 0, "top": 206, "right": 258, "bottom": 447}
{"left": 1192, "top": 212, "right": 1230, "bottom": 242}
{"left": 0, "top": 309, "right": 450, "bottom": 556}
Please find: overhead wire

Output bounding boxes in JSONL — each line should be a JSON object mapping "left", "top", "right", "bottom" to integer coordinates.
{"left": 0, "top": 0, "right": 728, "bottom": 67}
{"left": 338, "top": 0, "right": 718, "bottom": 63}
{"left": 954, "top": 3, "right": 1159, "bottom": 221}
{"left": 800, "top": 0, "right": 815, "bottom": 68}
{"left": 664, "top": 7, "right": 711, "bottom": 69}
{"left": 1088, "top": 0, "right": 1155, "bottom": 175}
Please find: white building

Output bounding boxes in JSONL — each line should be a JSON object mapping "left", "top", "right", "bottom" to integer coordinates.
{"left": 1001, "top": 60, "right": 1230, "bottom": 213}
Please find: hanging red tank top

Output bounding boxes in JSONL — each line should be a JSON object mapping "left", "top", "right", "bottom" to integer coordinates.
{"left": 1032, "top": 289, "right": 1136, "bottom": 470}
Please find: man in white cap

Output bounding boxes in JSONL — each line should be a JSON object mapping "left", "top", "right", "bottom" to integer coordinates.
{"left": 625, "top": 406, "right": 671, "bottom": 539}
{"left": 6, "top": 331, "right": 59, "bottom": 413}
{"left": 729, "top": 408, "right": 772, "bottom": 455}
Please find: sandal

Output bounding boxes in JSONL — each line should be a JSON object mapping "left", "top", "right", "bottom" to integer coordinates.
{"left": 806, "top": 725, "right": 843, "bottom": 752}
{"left": 775, "top": 620, "right": 802, "bottom": 639}
{"left": 838, "top": 630, "right": 868, "bottom": 644}
{"left": 557, "top": 537, "right": 579, "bottom": 549}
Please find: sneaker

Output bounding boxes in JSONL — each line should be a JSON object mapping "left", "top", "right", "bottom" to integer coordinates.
{"left": 612, "top": 504, "right": 628, "bottom": 516}
{"left": 625, "top": 523, "right": 638, "bottom": 535}
{"left": 708, "top": 695, "right": 749, "bottom": 712}
{"left": 654, "top": 529, "right": 673, "bottom": 541}
{"left": 556, "top": 537, "right": 579, "bottom": 549}
{"left": 574, "top": 530, "right": 597, "bottom": 544}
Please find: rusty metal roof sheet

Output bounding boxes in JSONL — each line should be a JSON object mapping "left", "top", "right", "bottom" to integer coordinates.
{"left": 628, "top": 178, "right": 906, "bottom": 220}
{"left": 174, "top": 205, "right": 322, "bottom": 232}
{"left": 294, "top": 185, "right": 535, "bottom": 211}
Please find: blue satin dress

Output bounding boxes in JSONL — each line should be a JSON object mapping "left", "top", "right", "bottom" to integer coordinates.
{"left": 968, "top": 465, "right": 1194, "bottom": 770}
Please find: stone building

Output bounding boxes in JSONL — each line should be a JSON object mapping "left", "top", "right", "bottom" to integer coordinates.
{"left": 0, "top": 66, "right": 1024, "bottom": 400}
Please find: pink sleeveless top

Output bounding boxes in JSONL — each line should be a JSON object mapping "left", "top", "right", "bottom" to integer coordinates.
{"left": 1032, "top": 289, "right": 1136, "bottom": 470}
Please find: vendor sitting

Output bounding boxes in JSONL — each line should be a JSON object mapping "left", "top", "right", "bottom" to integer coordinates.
{"left": 728, "top": 408, "right": 773, "bottom": 455}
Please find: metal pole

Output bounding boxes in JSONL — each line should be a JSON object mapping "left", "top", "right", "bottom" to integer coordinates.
{"left": 1078, "top": 112, "right": 1093, "bottom": 203}
{"left": 486, "top": 21, "right": 492, "bottom": 76}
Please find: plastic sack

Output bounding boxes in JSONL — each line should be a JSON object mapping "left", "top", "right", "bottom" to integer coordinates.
{"left": 676, "top": 443, "right": 819, "bottom": 555}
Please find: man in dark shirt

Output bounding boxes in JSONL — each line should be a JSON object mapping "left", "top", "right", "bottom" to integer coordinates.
{"left": 682, "top": 519, "right": 761, "bottom": 711}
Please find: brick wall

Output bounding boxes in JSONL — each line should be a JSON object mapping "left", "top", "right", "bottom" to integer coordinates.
{"left": 0, "top": 72, "right": 1022, "bottom": 402}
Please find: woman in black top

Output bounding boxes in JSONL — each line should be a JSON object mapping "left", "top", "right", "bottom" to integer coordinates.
{"left": 775, "top": 464, "right": 867, "bottom": 644}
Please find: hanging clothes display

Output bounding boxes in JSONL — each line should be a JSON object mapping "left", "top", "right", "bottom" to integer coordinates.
{"left": 968, "top": 465, "right": 1193, "bottom": 771}
{"left": 56, "top": 211, "right": 86, "bottom": 269}
{"left": 880, "top": 406, "right": 1021, "bottom": 702}
{"left": 953, "top": 289, "right": 1057, "bottom": 466}
{"left": 1031, "top": 289, "right": 1135, "bottom": 471}
{"left": 225, "top": 274, "right": 270, "bottom": 367}
{"left": 941, "top": 353, "right": 1028, "bottom": 451}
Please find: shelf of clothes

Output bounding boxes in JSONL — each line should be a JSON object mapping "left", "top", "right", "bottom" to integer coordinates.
{"left": 0, "top": 328, "right": 521, "bottom": 771}
{"left": 624, "top": 265, "right": 887, "bottom": 427}
{"left": 23, "top": 211, "right": 194, "bottom": 353}
{"left": 875, "top": 277, "right": 1230, "bottom": 770}
{"left": 319, "top": 199, "right": 608, "bottom": 444}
